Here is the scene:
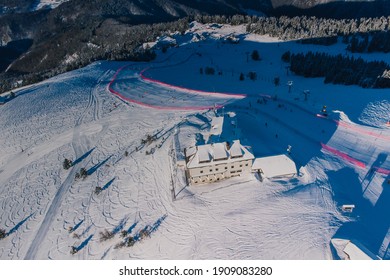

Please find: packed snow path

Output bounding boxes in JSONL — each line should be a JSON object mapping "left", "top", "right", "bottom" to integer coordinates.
{"left": 0, "top": 22, "right": 389, "bottom": 259}
{"left": 24, "top": 71, "right": 109, "bottom": 259}
{"left": 108, "top": 55, "right": 245, "bottom": 111}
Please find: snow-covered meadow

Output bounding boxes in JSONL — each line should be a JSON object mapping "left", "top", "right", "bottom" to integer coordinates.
{"left": 0, "top": 22, "right": 388, "bottom": 260}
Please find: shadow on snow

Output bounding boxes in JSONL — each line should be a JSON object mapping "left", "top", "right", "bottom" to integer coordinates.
{"left": 87, "top": 155, "right": 112, "bottom": 176}
{"left": 7, "top": 213, "right": 33, "bottom": 236}
{"left": 73, "top": 148, "right": 95, "bottom": 166}
{"left": 330, "top": 167, "right": 390, "bottom": 259}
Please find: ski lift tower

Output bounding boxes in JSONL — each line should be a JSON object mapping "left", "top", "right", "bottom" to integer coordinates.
{"left": 321, "top": 105, "right": 328, "bottom": 117}
{"left": 287, "top": 145, "right": 292, "bottom": 155}
{"left": 303, "top": 90, "right": 310, "bottom": 101}
{"left": 287, "top": 80, "right": 293, "bottom": 93}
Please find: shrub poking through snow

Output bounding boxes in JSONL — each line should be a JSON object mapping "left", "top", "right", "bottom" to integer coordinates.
{"left": 70, "top": 246, "right": 78, "bottom": 255}
{"left": 0, "top": 228, "right": 6, "bottom": 239}
{"left": 63, "top": 158, "right": 72, "bottom": 170}
{"left": 127, "top": 236, "right": 136, "bottom": 247}
{"left": 205, "top": 67, "right": 215, "bottom": 75}
{"left": 99, "top": 229, "right": 115, "bottom": 242}
{"left": 139, "top": 227, "right": 151, "bottom": 240}
{"left": 75, "top": 168, "right": 87, "bottom": 179}
{"left": 248, "top": 71, "right": 257, "bottom": 81}
{"left": 251, "top": 50, "right": 260, "bottom": 61}
{"left": 95, "top": 187, "right": 103, "bottom": 195}
{"left": 114, "top": 241, "right": 126, "bottom": 249}
{"left": 79, "top": 168, "right": 88, "bottom": 179}
{"left": 274, "top": 76, "right": 280, "bottom": 86}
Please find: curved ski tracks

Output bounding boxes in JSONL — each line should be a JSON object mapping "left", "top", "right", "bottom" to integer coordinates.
{"left": 24, "top": 72, "right": 107, "bottom": 259}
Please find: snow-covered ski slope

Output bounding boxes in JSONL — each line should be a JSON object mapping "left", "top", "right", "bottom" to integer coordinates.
{"left": 32, "top": 1, "right": 69, "bottom": 11}
{"left": 0, "top": 22, "right": 389, "bottom": 260}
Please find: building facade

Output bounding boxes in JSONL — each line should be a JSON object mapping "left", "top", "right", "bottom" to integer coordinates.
{"left": 184, "top": 140, "right": 254, "bottom": 185}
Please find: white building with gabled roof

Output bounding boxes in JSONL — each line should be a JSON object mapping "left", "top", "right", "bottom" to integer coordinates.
{"left": 252, "top": 154, "right": 297, "bottom": 179}
{"left": 184, "top": 140, "right": 254, "bottom": 185}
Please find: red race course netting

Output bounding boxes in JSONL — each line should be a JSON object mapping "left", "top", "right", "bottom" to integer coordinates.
{"left": 108, "top": 65, "right": 223, "bottom": 111}
{"left": 335, "top": 120, "right": 390, "bottom": 141}
{"left": 139, "top": 68, "right": 247, "bottom": 99}
{"left": 373, "top": 166, "right": 390, "bottom": 175}
{"left": 321, "top": 143, "right": 366, "bottom": 169}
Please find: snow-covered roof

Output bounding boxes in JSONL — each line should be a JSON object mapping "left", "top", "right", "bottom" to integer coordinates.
{"left": 185, "top": 146, "right": 197, "bottom": 158}
{"left": 331, "top": 239, "right": 381, "bottom": 260}
{"left": 198, "top": 145, "right": 211, "bottom": 163}
{"left": 230, "top": 140, "right": 243, "bottom": 158}
{"left": 212, "top": 143, "right": 228, "bottom": 160}
{"left": 186, "top": 140, "right": 254, "bottom": 169}
{"left": 210, "top": 116, "right": 224, "bottom": 136}
{"left": 344, "top": 240, "right": 380, "bottom": 260}
{"left": 252, "top": 154, "right": 297, "bottom": 178}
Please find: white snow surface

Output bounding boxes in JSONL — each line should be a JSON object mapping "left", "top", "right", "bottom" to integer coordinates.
{"left": 33, "top": 0, "right": 69, "bottom": 11}
{"left": 359, "top": 100, "right": 390, "bottom": 128}
{"left": 0, "top": 22, "right": 389, "bottom": 260}
{"left": 252, "top": 155, "right": 297, "bottom": 178}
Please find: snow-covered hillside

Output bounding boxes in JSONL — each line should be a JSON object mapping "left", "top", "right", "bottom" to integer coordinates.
{"left": 32, "top": 0, "right": 69, "bottom": 11}
{"left": 0, "top": 22, "right": 388, "bottom": 260}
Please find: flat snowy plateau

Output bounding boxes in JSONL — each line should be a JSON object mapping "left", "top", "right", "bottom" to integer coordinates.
{"left": 0, "top": 23, "right": 389, "bottom": 260}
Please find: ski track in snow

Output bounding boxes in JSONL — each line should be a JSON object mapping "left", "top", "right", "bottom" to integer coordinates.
{"left": 24, "top": 69, "right": 110, "bottom": 259}
{"left": 1, "top": 23, "right": 389, "bottom": 260}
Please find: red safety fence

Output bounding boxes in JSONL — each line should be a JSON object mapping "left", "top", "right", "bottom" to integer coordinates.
{"left": 321, "top": 143, "right": 366, "bottom": 169}
{"left": 139, "top": 68, "right": 246, "bottom": 99}
{"left": 107, "top": 65, "right": 249, "bottom": 110}
{"left": 335, "top": 120, "right": 390, "bottom": 141}
{"left": 108, "top": 65, "right": 224, "bottom": 111}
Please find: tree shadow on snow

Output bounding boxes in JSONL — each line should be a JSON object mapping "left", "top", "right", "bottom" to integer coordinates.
{"left": 72, "top": 148, "right": 95, "bottom": 166}
{"left": 102, "top": 178, "right": 115, "bottom": 191}
{"left": 87, "top": 155, "right": 112, "bottom": 176}
{"left": 69, "top": 220, "right": 84, "bottom": 233}
{"left": 112, "top": 217, "right": 128, "bottom": 235}
{"left": 150, "top": 215, "right": 167, "bottom": 233}
{"left": 76, "top": 234, "right": 93, "bottom": 252}
{"left": 6, "top": 213, "right": 33, "bottom": 236}
{"left": 125, "top": 222, "right": 138, "bottom": 235}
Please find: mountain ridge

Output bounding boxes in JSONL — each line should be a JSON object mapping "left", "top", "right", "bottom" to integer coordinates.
{"left": 2, "top": 0, "right": 390, "bottom": 93}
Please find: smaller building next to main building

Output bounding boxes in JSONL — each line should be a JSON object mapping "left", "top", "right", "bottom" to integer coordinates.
{"left": 252, "top": 154, "right": 297, "bottom": 179}
{"left": 184, "top": 140, "right": 254, "bottom": 185}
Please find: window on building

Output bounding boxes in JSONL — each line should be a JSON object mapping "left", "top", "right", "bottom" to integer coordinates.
{"left": 225, "top": 167, "right": 228, "bottom": 170}
{"left": 210, "top": 169, "right": 212, "bottom": 172}
{"left": 200, "top": 170, "right": 203, "bottom": 174}
{"left": 231, "top": 166, "right": 234, "bottom": 169}
{"left": 245, "top": 163, "right": 248, "bottom": 166}
{"left": 239, "top": 164, "right": 242, "bottom": 167}
{"left": 216, "top": 168, "right": 219, "bottom": 171}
